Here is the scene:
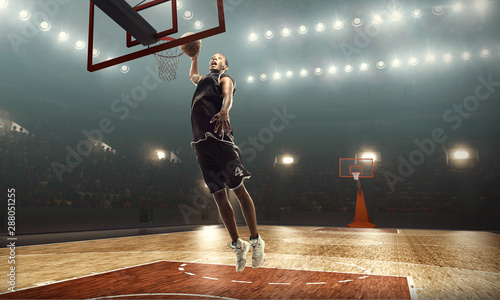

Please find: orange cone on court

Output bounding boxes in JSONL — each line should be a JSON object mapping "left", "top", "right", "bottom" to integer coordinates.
{"left": 347, "top": 191, "right": 376, "bottom": 228}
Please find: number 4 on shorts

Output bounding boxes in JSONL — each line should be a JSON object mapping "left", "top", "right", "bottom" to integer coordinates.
{"left": 234, "top": 166, "right": 244, "bottom": 176}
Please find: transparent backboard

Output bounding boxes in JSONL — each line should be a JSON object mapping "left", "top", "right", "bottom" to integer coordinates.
{"left": 88, "top": 0, "right": 225, "bottom": 72}
{"left": 339, "top": 158, "right": 374, "bottom": 178}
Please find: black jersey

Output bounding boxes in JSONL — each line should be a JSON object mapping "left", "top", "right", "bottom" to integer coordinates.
{"left": 191, "top": 72, "right": 236, "bottom": 144}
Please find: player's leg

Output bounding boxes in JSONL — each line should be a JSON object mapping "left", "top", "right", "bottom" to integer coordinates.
{"left": 233, "top": 184, "right": 258, "bottom": 239}
{"left": 212, "top": 188, "right": 239, "bottom": 243}
{"left": 233, "top": 184, "right": 265, "bottom": 269}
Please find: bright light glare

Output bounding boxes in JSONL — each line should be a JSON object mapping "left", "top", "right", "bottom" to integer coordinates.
{"left": 409, "top": 57, "right": 419, "bottom": 66}
{"left": 176, "top": 0, "right": 183, "bottom": 9}
{"left": 360, "top": 152, "right": 377, "bottom": 162}
{"left": 443, "top": 53, "right": 453, "bottom": 62}
{"left": 273, "top": 72, "right": 281, "bottom": 80}
{"left": 281, "top": 28, "right": 291, "bottom": 37}
{"left": 377, "top": 61, "right": 386, "bottom": 69}
{"left": 391, "top": 12, "right": 402, "bottom": 21}
{"left": 259, "top": 74, "right": 268, "bottom": 81}
{"left": 248, "top": 33, "right": 258, "bottom": 41}
{"left": 19, "top": 10, "right": 31, "bottom": 20}
{"left": 333, "top": 20, "right": 344, "bottom": 29}
{"left": 299, "top": 69, "right": 308, "bottom": 76}
{"left": 344, "top": 65, "right": 353, "bottom": 72}
{"left": 93, "top": 48, "right": 100, "bottom": 58}
{"left": 475, "top": 0, "right": 488, "bottom": 10}
{"left": 74, "top": 40, "right": 85, "bottom": 50}
{"left": 193, "top": 20, "right": 203, "bottom": 29}
{"left": 461, "top": 51, "right": 471, "bottom": 60}
{"left": 315, "top": 22, "right": 325, "bottom": 31}
{"left": 39, "top": 21, "right": 51, "bottom": 31}
{"left": 426, "top": 53, "right": 436, "bottom": 64}
{"left": 120, "top": 65, "right": 130, "bottom": 74}
{"left": 0, "top": 0, "right": 8, "bottom": 9}
{"left": 156, "top": 151, "right": 166, "bottom": 160}
{"left": 411, "top": 8, "right": 423, "bottom": 18}
{"left": 282, "top": 156, "right": 294, "bottom": 164}
{"left": 453, "top": 150, "right": 469, "bottom": 160}
{"left": 285, "top": 71, "right": 294, "bottom": 78}
{"left": 392, "top": 59, "right": 401, "bottom": 67}
{"left": 352, "top": 17, "right": 362, "bottom": 27}
{"left": 247, "top": 76, "right": 255, "bottom": 83}
{"left": 298, "top": 25, "right": 308, "bottom": 34}
{"left": 58, "top": 31, "right": 69, "bottom": 41}
{"left": 329, "top": 66, "right": 338, "bottom": 73}
{"left": 433, "top": 6, "right": 444, "bottom": 15}
{"left": 183, "top": 10, "right": 193, "bottom": 20}
{"left": 265, "top": 30, "right": 274, "bottom": 39}
{"left": 360, "top": 63, "right": 369, "bottom": 71}
{"left": 453, "top": 2, "right": 464, "bottom": 12}
{"left": 314, "top": 67, "right": 323, "bottom": 75}
{"left": 480, "top": 49, "right": 491, "bottom": 58}
{"left": 373, "top": 14, "right": 383, "bottom": 24}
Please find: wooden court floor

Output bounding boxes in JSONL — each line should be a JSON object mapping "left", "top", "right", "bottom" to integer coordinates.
{"left": 1, "top": 225, "right": 499, "bottom": 299}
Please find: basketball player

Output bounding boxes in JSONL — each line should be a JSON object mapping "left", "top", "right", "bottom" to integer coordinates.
{"left": 188, "top": 48, "right": 265, "bottom": 272}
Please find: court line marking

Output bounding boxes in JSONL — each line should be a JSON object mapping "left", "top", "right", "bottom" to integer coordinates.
{"left": 338, "top": 280, "right": 353, "bottom": 283}
{"left": 306, "top": 282, "right": 326, "bottom": 285}
{"left": 231, "top": 280, "right": 252, "bottom": 284}
{"left": 89, "top": 293, "right": 237, "bottom": 300}
{"left": 407, "top": 276, "right": 419, "bottom": 300}
{"left": 268, "top": 282, "right": 291, "bottom": 285}
{"left": 203, "top": 276, "right": 219, "bottom": 280}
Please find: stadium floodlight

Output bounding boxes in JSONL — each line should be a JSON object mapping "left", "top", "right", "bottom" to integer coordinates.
{"left": 333, "top": 20, "right": 344, "bottom": 30}
{"left": 452, "top": 2, "right": 465, "bottom": 12}
{"left": 299, "top": 69, "right": 308, "bottom": 76}
{"left": 19, "top": 10, "right": 31, "bottom": 20}
{"left": 315, "top": 22, "right": 325, "bottom": 32}
{"left": 285, "top": 71, "right": 294, "bottom": 78}
{"left": 298, "top": 25, "right": 308, "bottom": 34}
{"left": 461, "top": 51, "right": 472, "bottom": 60}
{"left": 391, "top": 12, "right": 402, "bottom": 21}
{"left": 443, "top": 53, "right": 453, "bottom": 63}
{"left": 426, "top": 53, "right": 436, "bottom": 64}
{"left": 58, "top": 31, "right": 69, "bottom": 41}
{"left": 273, "top": 72, "right": 281, "bottom": 80}
{"left": 453, "top": 149, "right": 469, "bottom": 160}
{"left": 376, "top": 61, "right": 386, "bottom": 69}
{"left": 475, "top": 0, "right": 488, "bottom": 11}
{"left": 432, "top": 6, "right": 445, "bottom": 15}
{"left": 156, "top": 151, "right": 166, "bottom": 160}
{"left": 176, "top": 0, "right": 182, "bottom": 9}
{"left": 392, "top": 59, "right": 401, "bottom": 67}
{"left": 193, "top": 20, "right": 203, "bottom": 29}
{"left": 39, "top": 21, "right": 51, "bottom": 31}
{"left": 92, "top": 48, "right": 100, "bottom": 58}
{"left": 360, "top": 62, "right": 369, "bottom": 71}
{"left": 281, "top": 27, "right": 291, "bottom": 37}
{"left": 480, "top": 49, "right": 491, "bottom": 58}
{"left": 344, "top": 64, "right": 353, "bottom": 72}
{"left": 373, "top": 14, "right": 383, "bottom": 24}
{"left": 314, "top": 67, "right": 323, "bottom": 75}
{"left": 265, "top": 30, "right": 274, "bottom": 39}
{"left": 352, "top": 17, "right": 363, "bottom": 27}
{"left": 409, "top": 57, "right": 419, "bottom": 66}
{"left": 329, "top": 66, "right": 338, "bottom": 73}
{"left": 183, "top": 10, "right": 193, "bottom": 20}
{"left": 411, "top": 8, "right": 423, "bottom": 18}
{"left": 75, "top": 40, "right": 85, "bottom": 50}
{"left": 259, "top": 73, "right": 268, "bottom": 81}
{"left": 247, "top": 76, "right": 255, "bottom": 83}
{"left": 248, "top": 33, "right": 258, "bottom": 41}
{"left": 282, "top": 156, "right": 294, "bottom": 164}
{"left": 120, "top": 65, "right": 130, "bottom": 74}
{"left": 0, "top": 0, "right": 8, "bottom": 9}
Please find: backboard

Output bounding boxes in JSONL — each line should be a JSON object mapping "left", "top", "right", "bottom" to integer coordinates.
{"left": 88, "top": 0, "right": 225, "bottom": 72}
{"left": 339, "top": 158, "right": 374, "bottom": 179}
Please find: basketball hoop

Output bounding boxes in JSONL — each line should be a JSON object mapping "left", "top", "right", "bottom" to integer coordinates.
{"left": 148, "top": 37, "right": 183, "bottom": 81}
{"left": 352, "top": 172, "right": 360, "bottom": 181}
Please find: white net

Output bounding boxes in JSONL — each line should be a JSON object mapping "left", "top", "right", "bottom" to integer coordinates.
{"left": 149, "top": 39, "right": 183, "bottom": 81}
{"left": 352, "top": 172, "right": 360, "bottom": 181}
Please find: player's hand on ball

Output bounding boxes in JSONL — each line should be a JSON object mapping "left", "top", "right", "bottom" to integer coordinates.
{"left": 210, "top": 111, "right": 231, "bottom": 137}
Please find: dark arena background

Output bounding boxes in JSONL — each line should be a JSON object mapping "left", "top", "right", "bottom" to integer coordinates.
{"left": 1, "top": 0, "right": 499, "bottom": 299}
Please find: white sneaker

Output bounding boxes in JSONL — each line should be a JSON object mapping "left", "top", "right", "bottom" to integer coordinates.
{"left": 228, "top": 238, "right": 250, "bottom": 273}
{"left": 250, "top": 235, "right": 265, "bottom": 268}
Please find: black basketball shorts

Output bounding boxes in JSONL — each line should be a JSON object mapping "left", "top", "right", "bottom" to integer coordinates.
{"left": 194, "top": 136, "right": 251, "bottom": 194}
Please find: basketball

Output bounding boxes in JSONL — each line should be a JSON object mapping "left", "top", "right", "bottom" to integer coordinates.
{"left": 179, "top": 32, "right": 201, "bottom": 57}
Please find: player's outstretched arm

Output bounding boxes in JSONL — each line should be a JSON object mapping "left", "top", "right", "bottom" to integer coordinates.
{"left": 210, "top": 77, "right": 233, "bottom": 136}
{"left": 189, "top": 48, "right": 204, "bottom": 85}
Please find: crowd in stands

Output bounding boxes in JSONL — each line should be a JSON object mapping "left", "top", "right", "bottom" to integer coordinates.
{"left": 1, "top": 125, "right": 499, "bottom": 218}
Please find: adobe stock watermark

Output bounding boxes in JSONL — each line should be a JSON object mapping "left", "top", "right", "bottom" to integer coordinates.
{"left": 340, "top": 0, "right": 401, "bottom": 62}
{"left": 178, "top": 106, "right": 297, "bottom": 224}
{"left": 8, "top": 0, "right": 70, "bottom": 54}
{"left": 51, "top": 65, "right": 162, "bottom": 182}
{"left": 384, "top": 74, "right": 499, "bottom": 192}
